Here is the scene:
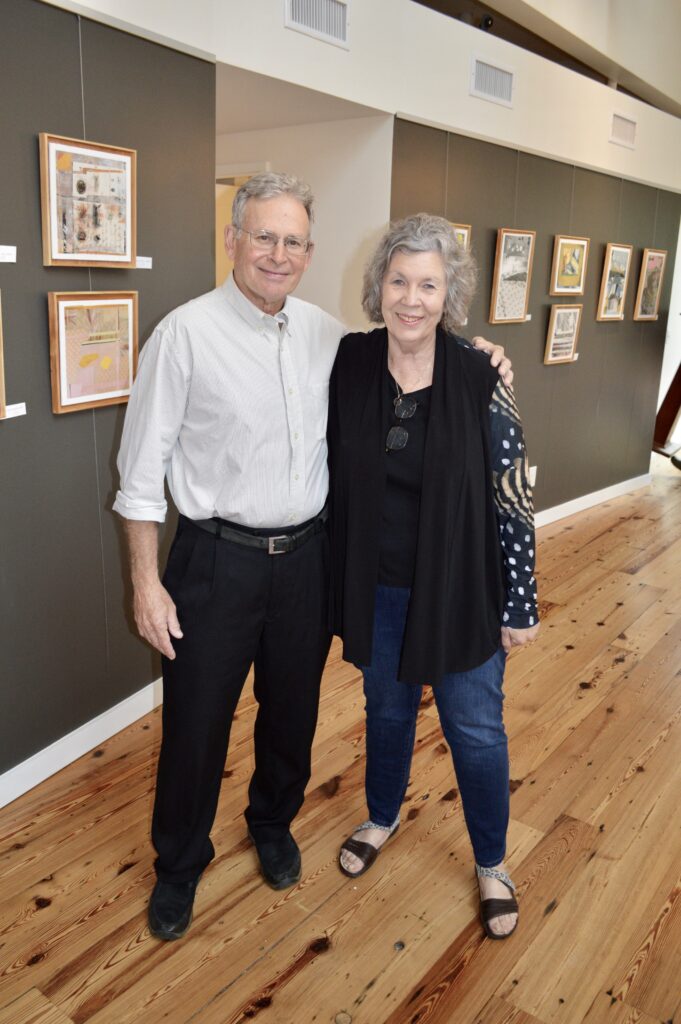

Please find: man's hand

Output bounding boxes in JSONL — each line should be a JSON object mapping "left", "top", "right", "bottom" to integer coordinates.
{"left": 122, "top": 518, "right": 183, "bottom": 659}
{"left": 501, "top": 622, "right": 540, "bottom": 654}
{"left": 472, "top": 335, "right": 513, "bottom": 387}
{"left": 133, "top": 579, "right": 183, "bottom": 659}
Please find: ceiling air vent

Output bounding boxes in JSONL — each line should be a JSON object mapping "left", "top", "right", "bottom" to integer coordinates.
{"left": 610, "top": 113, "right": 637, "bottom": 149}
{"left": 285, "top": 0, "right": 350, "bottom": 49}
{"left": 469, "top": 57, "right": 514, "bottom": 107}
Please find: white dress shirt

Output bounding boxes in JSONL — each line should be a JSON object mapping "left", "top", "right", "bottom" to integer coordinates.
{"left": 113, "top": 274, "right": 344, "bottom": 528}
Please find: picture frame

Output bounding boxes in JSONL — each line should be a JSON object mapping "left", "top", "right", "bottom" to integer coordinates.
{"left": 544, "top": 304, "right": 583, "bottom": 365}
{"left": 549, "top": 235, "right": 590, "bottom": 295}
{"left": 489, "top": 228, "right": 536, "bottom": 324}
{"left": 633, "top": 248, "right": 667, "bottom": 321}
{"left": 596, "top": 242, "right": 633, "bottom": 321}
{"left": 39, "top": 133, "right": 137, "bottom": 268}
{"left": 47, "top": 291, "right": 138, "bottom": 414}
{"left": 449, "top": 222, "right": 471, "bottom": 250}
{"left": 0, "top": 292, "right": 6, "bottom": 420}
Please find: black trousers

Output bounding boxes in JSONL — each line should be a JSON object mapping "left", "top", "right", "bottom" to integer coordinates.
{"left": 151, "top": 515, "right": 331, "bottom": 883}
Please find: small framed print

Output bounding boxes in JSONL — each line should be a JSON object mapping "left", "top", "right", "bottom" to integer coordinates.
{"left": 47, "top": 291, "right": 138, "bottom": 414}
{"left": 544, "top": 304, "right": 583, "bottom": 364}
{"left": 550, "top": 235, "right": 589, "bottom": 295}
{"left": 596, "top": 242, "right": 633, "bottom": 321}
{"left": 39, "top": 133, "right": 137, "bottom": 267}
{"left": 489, "top": 228, "right": 536, "bottom": 324}
{"left": 449, "top": 222, "right": 471, "bottom": 249}
{"left": 633, "top": 248, "right": 667, "bottom": 320}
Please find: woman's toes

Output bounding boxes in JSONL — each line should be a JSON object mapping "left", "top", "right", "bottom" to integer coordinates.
{"left": 488, "top": 912, "right": 517, "bottom": 936}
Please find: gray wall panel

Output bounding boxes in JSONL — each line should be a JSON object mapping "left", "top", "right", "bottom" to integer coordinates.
{"left": 0, "top": 0, "right": 214, "bottom": 773}
{"left": 390, "top": 118, "right": 681, "bottom": 514}
{"left": 391, "top": 120, "right": 448, "bottom": 220}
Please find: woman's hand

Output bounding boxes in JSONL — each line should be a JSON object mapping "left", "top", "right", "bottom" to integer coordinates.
{"left": 472, "top": 336, "right": 513, "bottom": 386}
{"left": 501, "top": 623, "right": 540, "bottom": 653}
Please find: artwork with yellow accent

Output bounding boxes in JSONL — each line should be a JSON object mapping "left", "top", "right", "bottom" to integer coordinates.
{"left": 448, "top": 222, "right": 471, "bottom": 250}
{"left": 549, "top": 235, "right": 589, "bottom": 295}
{"left": 39, "top": 133, "right": 137, "bottom": 267}
{"left": 47, "top": 291, "right": 138, "bottom": 414}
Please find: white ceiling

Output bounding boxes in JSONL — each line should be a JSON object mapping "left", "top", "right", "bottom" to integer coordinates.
{"left": 215, "top": 63, "right": 383, "bottom": 135}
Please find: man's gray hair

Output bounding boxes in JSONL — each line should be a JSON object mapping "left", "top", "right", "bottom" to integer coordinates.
{"left": 362, "top": 213, "right": 477, "bottom": 332}
{"left": 231, "top": 172, "right": 315, "bottom": 228}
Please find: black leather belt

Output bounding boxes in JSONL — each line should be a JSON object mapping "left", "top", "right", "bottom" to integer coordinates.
{"left": 191, "top": 506, "right": 328, "bottom": 555}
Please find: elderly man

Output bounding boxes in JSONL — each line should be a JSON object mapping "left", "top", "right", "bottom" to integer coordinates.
{"left": 114, "top": 172, "right": 511, "bottom": 941}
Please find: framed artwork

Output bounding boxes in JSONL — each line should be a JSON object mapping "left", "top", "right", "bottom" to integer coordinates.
{"left": 544, "top": 304, "right": 583, "bottom": 364}
{"left": 489, "top": 228, "right": 536, "bottom": 323}
{"left": 47, "top": 291, "right": 138, "bottom": 414}
{"left": 633, "top": 248, "right": 667, "bottom": 320}
{"left": 449, "top": 222, "right": 471, "bottom": 249}
{"left": 39, "top": 133, "right": 137, "bottom": 267}
{"left": 549, "top": 235, "right": 590, "bottom": 295}
{"left": 0, "top": 292, "right": 6, "bottom": 419}
{"left": 596, "top": 243, "right": 633, "bottom": 321}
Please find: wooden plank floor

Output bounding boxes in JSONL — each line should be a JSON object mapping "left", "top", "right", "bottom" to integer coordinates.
{"left": 1, "top": 464, "right": 680, "bottom": 1024}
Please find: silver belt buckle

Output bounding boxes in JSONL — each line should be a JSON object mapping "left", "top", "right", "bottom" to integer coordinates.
{"left": 268, "top": 534, "right": 289, "bottom": 555}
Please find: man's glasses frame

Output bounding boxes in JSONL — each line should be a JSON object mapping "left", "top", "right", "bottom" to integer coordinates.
{"left": 235, "top": 227, "right": 312, "bottom": 256}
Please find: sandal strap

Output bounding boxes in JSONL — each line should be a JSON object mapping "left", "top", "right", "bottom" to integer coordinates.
{"left": 476, "top": 864, "right": 516, "bottom": 892}
{"left": 355, "top": 816, "right": 400, "bottom": 835}
{"left": 480, "top": 895, "right": 519, "bottom": 924}
{"left": 340, "top": 837, "right": 380, "bottom": 868}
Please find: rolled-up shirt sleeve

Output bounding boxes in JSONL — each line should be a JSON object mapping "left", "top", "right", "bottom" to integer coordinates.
{"left": 489, "top": 380, "right": 538, "bottom": 629}
{"left": 113, "top": 319, "right": 191, "bottom": 523}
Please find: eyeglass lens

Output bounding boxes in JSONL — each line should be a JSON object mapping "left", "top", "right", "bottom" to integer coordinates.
{"left": 386, "top": 425, "right": 409, "bottom": 451}
{"left": 394, "top": 395, "right": 417, "bottom": 419}
{"left": 246, "top": 229, "right": 309, "bottom": 254}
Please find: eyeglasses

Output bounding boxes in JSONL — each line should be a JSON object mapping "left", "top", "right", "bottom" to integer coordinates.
{"left": 386, "top": 393, "right": 417, "bottom": 451}
{"left": 236, "top": 227, "right": 312, "bottom": 255}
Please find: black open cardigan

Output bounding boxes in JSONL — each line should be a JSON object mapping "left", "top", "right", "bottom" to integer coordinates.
{"left": 327, "top": 326, "right": 506, "bottom": 685}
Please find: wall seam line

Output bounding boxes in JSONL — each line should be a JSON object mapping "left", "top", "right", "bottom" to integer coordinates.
{"left": 78, "top": 14, "right": 112, "bottom": 679}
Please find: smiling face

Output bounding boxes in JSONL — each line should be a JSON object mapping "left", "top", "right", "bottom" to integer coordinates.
{"left": 225, "top": 194, "right": 313, "bottom": 315}
{"left": 381, "top": 249, "right": 447, "bottom": 351}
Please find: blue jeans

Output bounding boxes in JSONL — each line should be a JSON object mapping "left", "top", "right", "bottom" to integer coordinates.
{"left": 362, "top": 585, "right": 509, "bottom": 867}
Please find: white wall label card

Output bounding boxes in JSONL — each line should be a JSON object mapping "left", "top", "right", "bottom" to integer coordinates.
{"left": 0, "top": 245, "right": 17, "bottom": 262}
{"left": 2, "top": 402, "right": 27, "bottom": 419}
{"left": 136, "top": 255, "right": 153, "bottom": 269}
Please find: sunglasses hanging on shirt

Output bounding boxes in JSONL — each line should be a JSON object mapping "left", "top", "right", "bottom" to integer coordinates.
{"left": 386, "top": 383, "right": 417, "bottom": 452}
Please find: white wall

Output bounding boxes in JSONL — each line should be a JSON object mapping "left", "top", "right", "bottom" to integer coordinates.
{"left": 46, "top": 0, "right": 681, "bottom": 193}
{"left": 488, "top": 0, "right": 681, "bottom": 109}
{"left": 217, "top": 115, "right": 394, "bottom": 328}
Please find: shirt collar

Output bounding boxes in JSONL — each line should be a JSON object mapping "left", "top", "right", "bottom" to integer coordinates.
{"left": 224, "top": 272, "right": 290, "bottom": 331}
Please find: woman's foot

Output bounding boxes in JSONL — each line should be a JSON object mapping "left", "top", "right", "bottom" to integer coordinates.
{"left": 476, "top": 863, "right": 518, "bottom": 938}
{"left": 339, "top": 819, "right": 399, "bottom": 877}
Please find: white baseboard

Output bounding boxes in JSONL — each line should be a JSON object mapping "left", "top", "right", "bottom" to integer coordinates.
{"left": 0, "top": 678, "right": 163, "bottom": 811}
{"left": 534, "top": 474, "right": 651, "bottom": 529}
{"left": 0, "top": 473, "right": 654, "bottom": 811}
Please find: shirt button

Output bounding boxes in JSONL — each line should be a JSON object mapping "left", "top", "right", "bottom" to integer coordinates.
{"left": 295, "top": 474, "right": 299, "bottom": 480}
{"left": 288, "top": 388, "right": 293, "bottom": 395}
{"left": 294, "top": 432, "right": 299, "bottom": 441}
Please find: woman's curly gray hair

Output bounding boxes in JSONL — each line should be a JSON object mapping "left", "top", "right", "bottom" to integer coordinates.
{"left": 362, "top": 214, "right": 477, "bottom": 333}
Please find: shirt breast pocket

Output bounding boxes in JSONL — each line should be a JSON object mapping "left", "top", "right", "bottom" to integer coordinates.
{"left": 304, "top": 382, "right": 329, "bottom": 440}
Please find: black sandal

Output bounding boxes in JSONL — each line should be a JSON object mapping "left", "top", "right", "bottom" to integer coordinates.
{"left": 338, "top": 819, "right": 399, "bottom": 878}
{"left": 476, "top": 864, "right": 519, "bottom": 940}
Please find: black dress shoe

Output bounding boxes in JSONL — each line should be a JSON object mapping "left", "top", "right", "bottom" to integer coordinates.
{"left": 148, "top": 876, "right": 200, "bottom": 941}
{"left": 249, "top": 831, "right": 301, "bottom": 890}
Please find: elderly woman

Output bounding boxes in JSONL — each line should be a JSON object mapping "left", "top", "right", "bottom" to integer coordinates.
{"left": 327, "top": 214, "right": 539, "bottom": 940}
